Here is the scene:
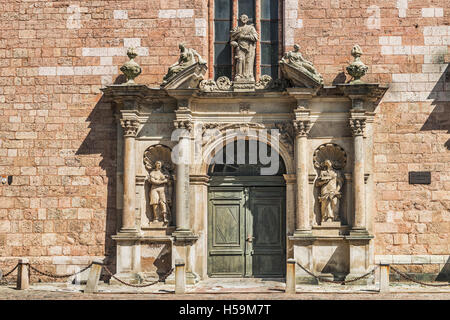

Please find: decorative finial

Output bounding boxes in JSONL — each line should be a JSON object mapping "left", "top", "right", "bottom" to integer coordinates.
{"left": 120, "top": 47, "right": 142, "bottom": 84}
{"left": 346, "top": 45, "right": 368, "bottom": 84}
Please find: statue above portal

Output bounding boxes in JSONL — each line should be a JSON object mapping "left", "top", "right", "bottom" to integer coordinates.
{"left": 230, "top": 14, "right": 258, "bottom": 82}
{"left": 279, "top": 44, "right": 323, "bottom": 85}
{"left": 161, "top": 43, "right": 206, "bottom": 87}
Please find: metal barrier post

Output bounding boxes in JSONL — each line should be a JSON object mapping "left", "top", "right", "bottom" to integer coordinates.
{"left": 175, "top": 259, "right": 186, "bottom": 294}
{"left": 85, "top": 259, "right": 103, "bottom": 293}
{"left": 17, "top": 258, "right": 29, "bottom": 290}
{"left": 286, "top": 258, "right": 296, "bottom": 294}
{"left": 379, "top": 263, "right": 390, "bottom": 293}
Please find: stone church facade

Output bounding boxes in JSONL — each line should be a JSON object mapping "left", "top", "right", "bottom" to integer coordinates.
{"left": 0, "top": 0, "right": 448, "bottom": 283}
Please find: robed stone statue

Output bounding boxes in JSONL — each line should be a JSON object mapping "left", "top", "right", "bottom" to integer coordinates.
{"left": 230, "top": 14, "right": 258, "bottom": 82}
{"left": 315, "top": 160, "right": 344, "bottom": 222}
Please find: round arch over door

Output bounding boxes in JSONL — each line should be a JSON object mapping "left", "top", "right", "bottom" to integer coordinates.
{"left": 207, "top": 139, "right": 286, "bottom": 278}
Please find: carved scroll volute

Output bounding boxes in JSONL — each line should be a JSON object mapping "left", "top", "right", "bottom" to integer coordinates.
{"left": 143, "top": 145, "right": 175, "bottom": 225}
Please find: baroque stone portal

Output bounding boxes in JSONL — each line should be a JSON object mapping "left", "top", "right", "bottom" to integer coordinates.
{"left": 143, "top": 145, "right": 174, "bottom": 224}
{"left": 313, "top": 144, "right": 346, "bottom": 223}
{"left": 230, "top": 14, "right": 258, "bottom": 82}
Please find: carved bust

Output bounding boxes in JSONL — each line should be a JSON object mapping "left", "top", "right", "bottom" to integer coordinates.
{"left": 230, "top": 14, "right": 258, "bottom": 82}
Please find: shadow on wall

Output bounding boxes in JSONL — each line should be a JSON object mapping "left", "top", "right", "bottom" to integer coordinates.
{"left": 436, "top": 256, "right": 450, "bottom": 282}
{"left": 420, "top": 64, "right": 450, "bottom": 150}
{"left": 321, "top": 244, "right": 350, "bottom": 281}
{"left": 76, "top": 90, "right": 118, "bottom": 278}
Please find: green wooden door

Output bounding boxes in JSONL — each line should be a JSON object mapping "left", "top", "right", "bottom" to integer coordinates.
{"left": 249, "top": 187, "right": 286, "bottom": 277}
{"left": 208, "top": 184, "right": 286, "bottom": 277}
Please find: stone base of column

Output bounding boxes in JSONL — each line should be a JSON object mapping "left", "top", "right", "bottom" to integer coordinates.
{"left": 172, "top": 230, "right": 199, "bottom": 242}
{"left": 109, "top": 272, "right": 143, "bottom": 285}
{"left": 164, "top": 270, "right": 199, "bottom": 285}
{"left": 292, "top": 230, "right": 313, "bottom": 237}
{"left": 344, "top": 272, "right": 375, "bottom": 285}
{"left": 347, "top": 236, "right": 373, "bottom": 285}
{"left": 118, "top": 227, "right": 139, "bottom": 235}
{"left": 295, "top": 275, "right": 319, "bottom": 284}
{"left": 348, "top": 228, "right": 372, "bottom": 238}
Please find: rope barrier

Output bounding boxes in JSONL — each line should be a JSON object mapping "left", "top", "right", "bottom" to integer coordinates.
{"left": 296, "top": 261, "right": 378, "bottom": 285}
{"left": 103, "top": 265, "right": 174, "bottom": 288}
{"left": 390, "top": 265, "right": 450, "bottom": 287}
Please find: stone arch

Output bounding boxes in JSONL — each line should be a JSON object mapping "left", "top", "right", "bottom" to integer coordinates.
{"left": 194, "top": 127, "right": 295, "bottom": 175}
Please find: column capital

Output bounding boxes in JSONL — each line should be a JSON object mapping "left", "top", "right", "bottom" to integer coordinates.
{"left": 120, "top": 119, "right": 139, "bottom": 137}
{"left": 174, "top": 120, "right": 193, "bottom": 133}
{"left": 349, "top": 118, "right": 366, "bottom": 136}
{"left": 293, "top": 119, "right": 312, "bottom": 138}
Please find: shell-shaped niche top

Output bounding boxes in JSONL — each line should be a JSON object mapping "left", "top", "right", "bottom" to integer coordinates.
{"left": 143, "top": 144, "right": 174, "bottom": 174}
{"left": 313, "top": 143, "right": 347, "bottom": 170}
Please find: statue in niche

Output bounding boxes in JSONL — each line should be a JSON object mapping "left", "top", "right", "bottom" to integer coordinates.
{"left": 313, "top": 144, "right": 347, "bottom": 223}
{"left": 162, "top": 43, "right": 206, "bottom": 86}
{"left": 279, "top": 44, "right": 323, "bottom": 84}
{"left": 144, "top": 145, "right": 174, "bottom": 225}
{"left": 230, "top": 14, "right": 258, "bottom": 82}
{"left": 315, "top": 160, "right": 344, "bottom": 222}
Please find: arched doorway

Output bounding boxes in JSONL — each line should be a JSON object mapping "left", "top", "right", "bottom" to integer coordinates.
{"left": 207, "top": 139, "right": 286, "bottom": 278}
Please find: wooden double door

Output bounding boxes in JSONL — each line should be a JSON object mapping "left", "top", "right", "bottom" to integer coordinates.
{"left": 208, "top": 181, "right": 286, "bottom": 278}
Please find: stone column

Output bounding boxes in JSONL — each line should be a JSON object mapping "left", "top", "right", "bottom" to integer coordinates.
{"left": 293, "top": 109, "right": 312, "bottom": 235}
{"left": 173, "top": 120, "right": 196, "bottom": 239}
{"left": 349, "top": 106, "right": 368, "bottom": 234}
{"left": 120, "top": 118, "right": 139, "bottom": 233}
{"left": 283, "top": 174, "right": 296, "bottom": 235}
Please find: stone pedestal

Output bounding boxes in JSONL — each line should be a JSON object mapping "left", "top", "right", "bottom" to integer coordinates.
{"left": 346, "top": 236, "right": 374, "bottom": 284}
{"left": 312, "top": 221, "right": 348, "bottom": 237}
{"left": 111, "top": 234, "right": 141, "bottom": 284}
{"left": 165, "top": 238, "right": 199, "bottom": 284}
{"left": 233, "top": 80, "right": 255, "bottom": 92}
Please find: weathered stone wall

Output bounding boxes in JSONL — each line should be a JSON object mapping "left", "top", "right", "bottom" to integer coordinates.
{"left": 0, "top": 0, "right": 448, "bottom": 278}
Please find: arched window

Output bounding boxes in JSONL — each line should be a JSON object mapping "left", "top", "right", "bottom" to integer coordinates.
{"left": 208, "top": 140, "right": 286, "bottom": 176}
{"left": 212, "top": 0, "right": 281, "bottom": 80}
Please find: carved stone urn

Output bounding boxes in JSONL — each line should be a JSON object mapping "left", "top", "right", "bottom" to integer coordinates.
{"left": 120, "top": 47, "right": 142, "bottom": 84}
{"left": 346, "top": 45, "right": 368, "bottom": 84}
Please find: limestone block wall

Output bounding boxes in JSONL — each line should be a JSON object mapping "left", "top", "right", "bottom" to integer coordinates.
{"left": 0, "top": 0, "right": 448, "bottom": 279}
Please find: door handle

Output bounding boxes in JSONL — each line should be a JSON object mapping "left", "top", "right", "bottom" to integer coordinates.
{"left": 246, "top": 235, "right": 255, "bottom": 242}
